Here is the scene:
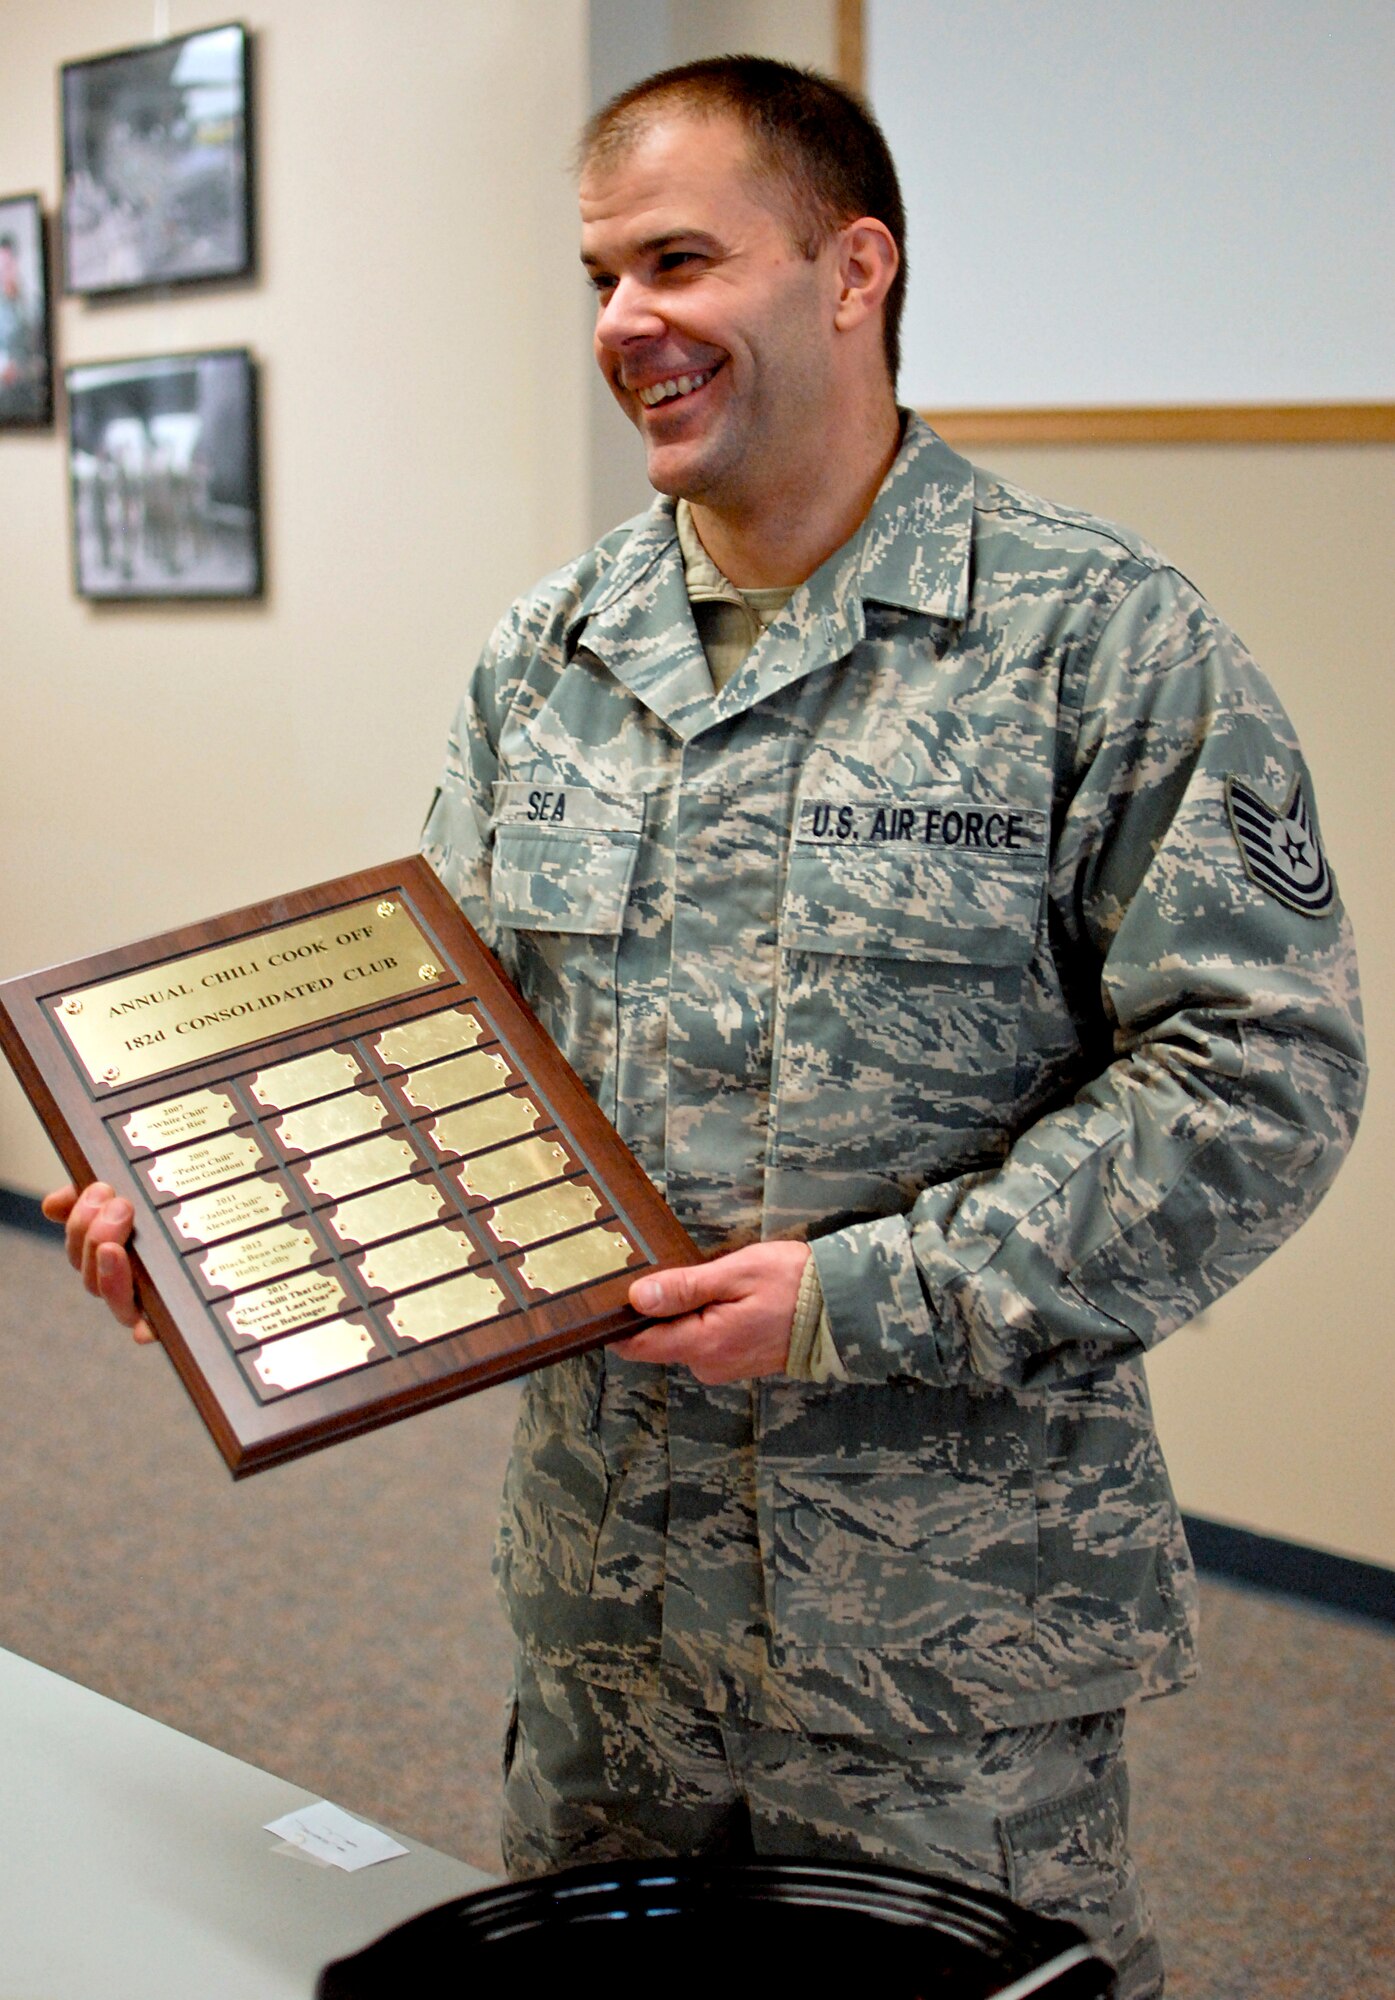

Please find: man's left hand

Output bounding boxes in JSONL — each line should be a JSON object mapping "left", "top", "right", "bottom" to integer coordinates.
{"left": 616, "top": 1241, "right": 810, "bottom": 1384}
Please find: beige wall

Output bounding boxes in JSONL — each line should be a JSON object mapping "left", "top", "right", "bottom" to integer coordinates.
{"left": 0, "top": 0, "right": 592, "bottom": 1194}
{"left": 979, "top": 443, "right": 1394, "bottom": 1569}
{"left": 3, "top": 5, "right": 1389, "bottom": 1569}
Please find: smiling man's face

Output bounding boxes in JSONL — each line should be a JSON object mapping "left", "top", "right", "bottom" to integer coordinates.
{"left": 579, "top": 112, "right": 847, "bottom": 521}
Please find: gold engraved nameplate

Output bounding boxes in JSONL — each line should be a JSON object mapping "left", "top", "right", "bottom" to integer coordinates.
{"left": 146, "top": 1131, "right": 264, "bottom": 1198}
{"left": 430, "top": 1093, "right": 541, "bottom": 1157}
{"left": 52, "top": 896, "right": 448, "bottom": 1092}
{"left": 356, "top": 1228, "right": 476, "bottom": 1294}
{"left": 400, "top": 1049, "right": 510, "bottom": 1113}
{"left": 520, "top": 1227, "right": 635, "bottom": 1295}
{"left": 225, "top": 1268, "right": 350, "bottom": 1345}
{"left": 169, "top": 1177, "right": 292, "bottom": 1245}
{"left": 327, "top": 1178, "right": 445, "bottom": 1247}
{"left": 376, "top": 1007, "right": 485, "bottom": 1068}
{"left": 274, "top": 1091, "right": 388, "bottom": 1154}
{"left": 387, "top": 1271, "right": 507, "bottom": 1346}
{"left": 199, "top": 1224, "right": 319, "bottom": 1293}
{"left": 302, "top": 1134, "right": 418, "bottom": 1201}
{"left": 122, "top": 1089, "right": 237, "bottom": 1152}
{"left": 251, "top": 1047, "right": 361, "bottom": 1111}
{"left": 252, "top": 1320, "right": 377, "bottom": 1394}
{"left": 458, "top": 1135, "right": 571, "bottom": 1201}
{"left": 487, "top": 1182, "right": 602, "bottom": 1248}
{"left": 0, "top": 856, "right": 697, "bottom": 1474}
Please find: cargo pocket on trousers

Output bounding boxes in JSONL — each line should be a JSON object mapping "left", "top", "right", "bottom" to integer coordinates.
{"left": 998, "top": 1762, "right": 1130, "bottom": 1924}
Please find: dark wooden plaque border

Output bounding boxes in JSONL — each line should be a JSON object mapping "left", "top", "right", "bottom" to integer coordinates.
{"left": 0, "top": 857, "right": 697, "bottom": 1476}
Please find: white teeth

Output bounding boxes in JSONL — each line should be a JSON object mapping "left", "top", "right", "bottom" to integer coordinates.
{"left": 637, "top": 367, "right": 713, "bottom": 408}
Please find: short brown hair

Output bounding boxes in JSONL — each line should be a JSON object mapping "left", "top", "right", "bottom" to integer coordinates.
{"left": 581, "top": 55, "right": 907, "bottom": 385}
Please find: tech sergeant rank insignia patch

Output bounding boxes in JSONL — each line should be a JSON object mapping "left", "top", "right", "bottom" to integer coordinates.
{"left": 1225, "top": 773, "right": 1336, "bottom": 917}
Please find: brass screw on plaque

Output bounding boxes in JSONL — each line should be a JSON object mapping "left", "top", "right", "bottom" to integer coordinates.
{"left": 418, "top": 963, "right": 439, "bottom": 982}
{"left": 377, "top": 901, "right": 396, "bottom": 918}
{"left": 62, "top": 998, "right": 82, "bottom": 1015}
{"left": 101, "top": 1066, "right": 121, "bottom": 1084}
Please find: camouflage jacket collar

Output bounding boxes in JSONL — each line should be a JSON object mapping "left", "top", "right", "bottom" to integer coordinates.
{"left": 567, "top": 414, "right": 974, "bottom": 739}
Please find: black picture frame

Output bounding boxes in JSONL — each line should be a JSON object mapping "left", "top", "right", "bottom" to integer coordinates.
{"left": 60, "top": 22, "right": 254, "bottom": 298}
{"left": 0, "top": 194, "right": 55, "bottom": 429}
{"left": 66, "top": 347, "right": 263, "bottom": 602}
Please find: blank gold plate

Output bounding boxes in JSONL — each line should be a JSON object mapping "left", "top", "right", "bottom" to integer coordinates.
{"left": 302, "top": 1134, "right": 418, "bottom": 1201}
{"left": 275, "top": 1092, "right": 388, "bottom": 1155}
{"left": 326, "top": 1178, "right": 446, "bottom": 1248}
{"left": 400, "top": 1049, "right": 510, "bottom": 1113}
{"left": 356, "top": 1227, "right": 476, "bottom": 1294}
{"left": 251, "top": 1320, "right": 377, "bottom": 1394}
{"left": 519, "top": 1227, "right": 635, "bottom": 1295}
{"left": 430, "top": 1093, "right": 541, "bottom": 1157}
{"left": 376, "top": 1007, "right": 485, "bottom": 1068}
{"left": 487, "top": 1181, "right": 601, "bottom": 1248}
{"left": 458, "top": 1134, "right": 571, "bottom": 1201}
{"left": 387, "top": 1271, "right": 508, "bottom": 1346}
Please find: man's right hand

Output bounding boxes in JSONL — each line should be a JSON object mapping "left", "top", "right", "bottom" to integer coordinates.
{"left": 41, "top": 1183, "right": 156, "bottom": 1344}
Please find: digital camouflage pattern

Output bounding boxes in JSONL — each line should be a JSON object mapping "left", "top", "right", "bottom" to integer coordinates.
{"left": 422, "top": 415, "right": 1365, "bottom": 1741}
{"left": 501, "top": 1663, "right": 1163, "bottom": 1999}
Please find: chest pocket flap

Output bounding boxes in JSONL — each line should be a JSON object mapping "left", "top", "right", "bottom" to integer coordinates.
{"left": 491, "top": 782, "right": 644, "bottom": 936}
{"left": 782, "top": 797, "right": 1046, "bottom": 966}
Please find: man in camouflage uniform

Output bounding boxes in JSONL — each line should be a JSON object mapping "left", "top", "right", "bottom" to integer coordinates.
{"left": 421, "top": 56, "right": 1366, "bottom": 1995}
{"left": 57, "top": 55, "right": 1363, "bottom": 2000}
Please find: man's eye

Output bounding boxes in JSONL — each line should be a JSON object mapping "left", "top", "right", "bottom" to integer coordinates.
{"left": 587, "top": 272, "right": 616, "bottom": 297}
{"left": 657, "top": 251, "right": 699, "bottom": 274}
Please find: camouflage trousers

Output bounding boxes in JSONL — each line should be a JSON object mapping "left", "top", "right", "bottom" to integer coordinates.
{"left": 501, "top": 1659, "right": 1165, "bottom": 1999}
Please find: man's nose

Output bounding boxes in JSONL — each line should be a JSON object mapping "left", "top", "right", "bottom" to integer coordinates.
{"left": 594, "top": 275, "right": 666, "bottom": 350}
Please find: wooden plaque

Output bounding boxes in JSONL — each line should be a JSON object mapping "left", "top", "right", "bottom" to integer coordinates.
{"left": 0, "top": 858, "right": 698, "bottom": 1476}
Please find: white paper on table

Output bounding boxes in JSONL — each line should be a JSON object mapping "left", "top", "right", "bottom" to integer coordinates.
{"left": 263, "top": 1800, "right": 410, "bottom": 1871}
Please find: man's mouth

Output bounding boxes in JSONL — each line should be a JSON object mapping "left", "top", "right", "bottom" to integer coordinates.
{"left": 634, "top": 363, "right": 721, "bottom": 409}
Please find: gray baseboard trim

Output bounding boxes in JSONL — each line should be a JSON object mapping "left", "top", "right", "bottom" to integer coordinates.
{"left": 1183, "top": 1513, "right": 1395, "bottom": 1627}
{"left": 0, "top": 1186, "right": 52, "bottom": 1238}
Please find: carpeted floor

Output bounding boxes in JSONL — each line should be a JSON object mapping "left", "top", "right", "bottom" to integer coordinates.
{"left": 2, "top": 1220, "right": 1391, "bottom": 1995}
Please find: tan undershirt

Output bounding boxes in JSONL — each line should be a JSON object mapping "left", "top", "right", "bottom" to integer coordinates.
{"left": 674, "top": 501, "right": 849, "bottom": 1386}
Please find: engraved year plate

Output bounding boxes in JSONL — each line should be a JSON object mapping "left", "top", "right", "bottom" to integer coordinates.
{"left": 168, "top": 1176, "right": 292, "bottom": 1246}
{"left": 0, "top": 857, "right": 697, "bottom": 1474}
{"left": 199, "top": 1223, "right": 320, "bottom": 1294}
{"left": 146, "top": 1131, "right": 264, "bottom": 1198}
{"left": 122, "top": 1089, "right": 237, "bottom": 1154}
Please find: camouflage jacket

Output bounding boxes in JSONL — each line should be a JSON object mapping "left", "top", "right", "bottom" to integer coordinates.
{"left": 423, "top": 416, "right": 1364, "bottom": 1737}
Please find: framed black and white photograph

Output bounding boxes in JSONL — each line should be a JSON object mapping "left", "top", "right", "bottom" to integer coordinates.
{"left": 0, "top": 194, "right": 54, "bottom": 428}
{"left": 61, "top": 22, "right": 253, "bottom": 297}
{"left": 66, "top": 348, "right": 262, "bottom": 601}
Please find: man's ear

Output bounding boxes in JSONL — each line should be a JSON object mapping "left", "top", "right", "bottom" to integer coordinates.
{"left": 832, "top": 217, "right": 898, "bottom": 332}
